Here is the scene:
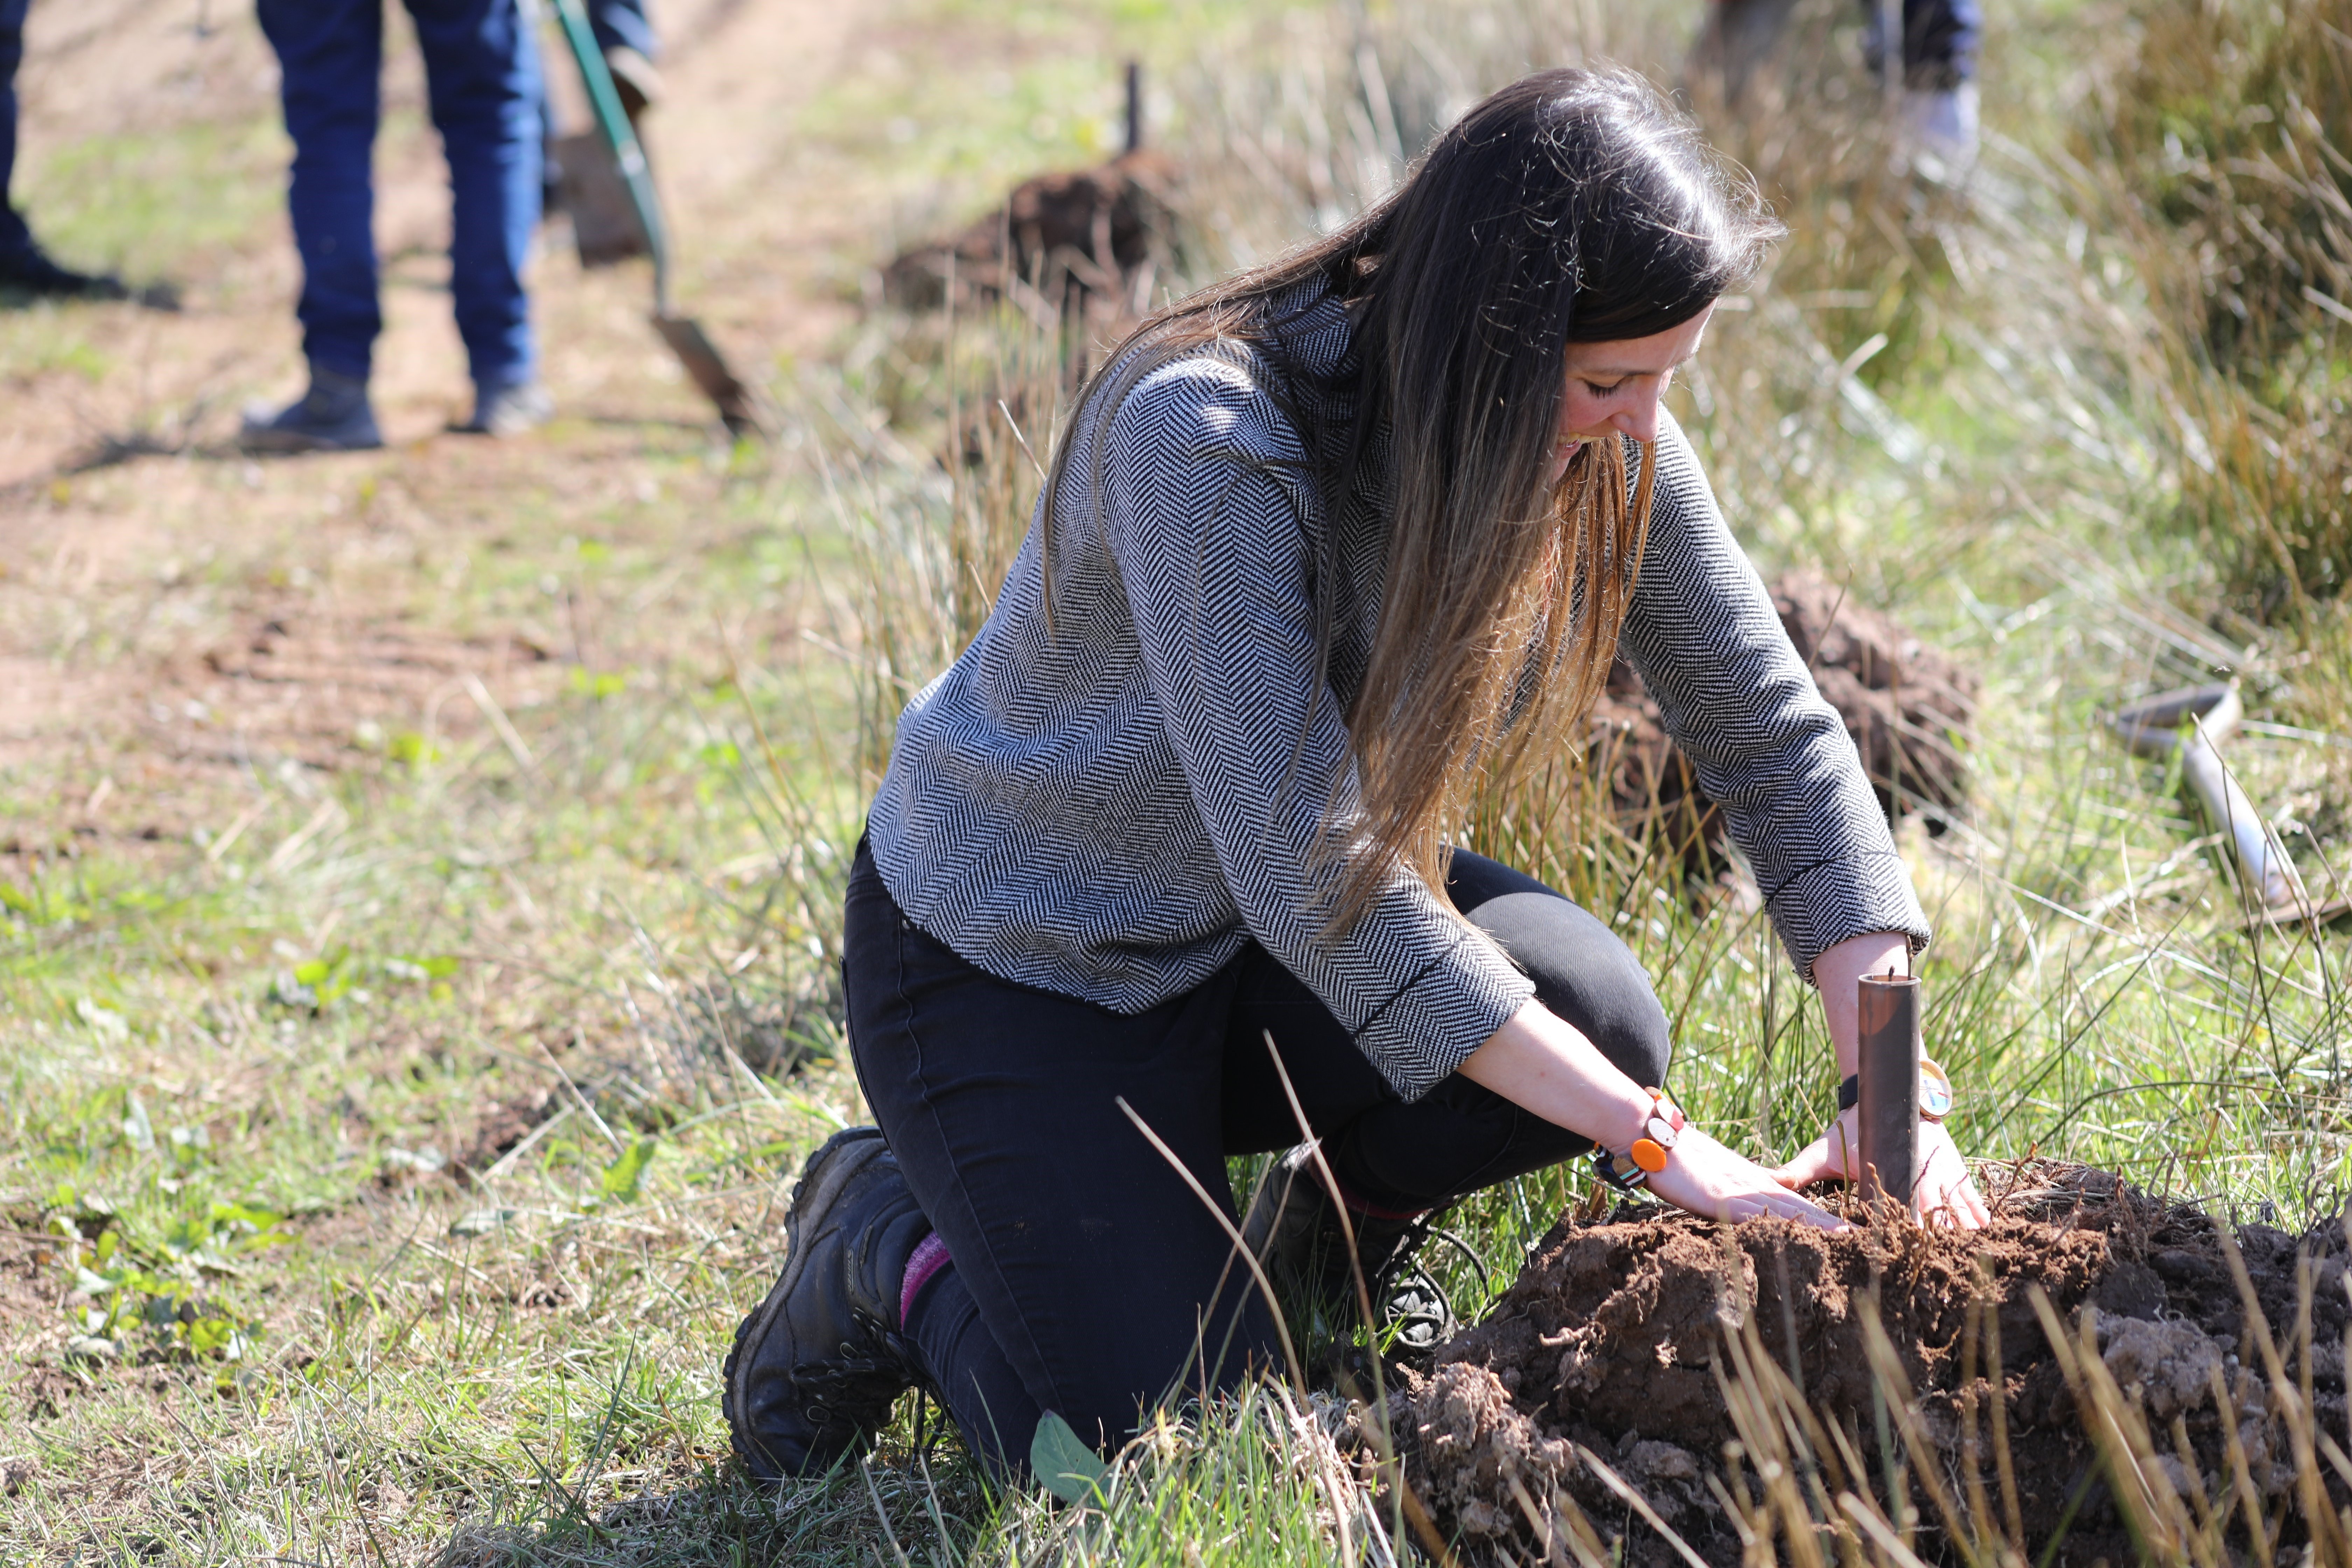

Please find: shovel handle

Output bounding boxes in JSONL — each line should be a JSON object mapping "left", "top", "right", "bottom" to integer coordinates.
{"left": 550, "top": 0, "right": 671, "bottom": 312}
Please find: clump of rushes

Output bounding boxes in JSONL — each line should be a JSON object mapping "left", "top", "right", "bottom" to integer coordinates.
{"left": 2086, "top": 0, "right": 2352, "bottom": 614}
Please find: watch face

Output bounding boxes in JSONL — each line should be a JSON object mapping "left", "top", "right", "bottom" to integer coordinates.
{"left": 1919, "top": 1058, "right": 1953, "bottom": 1120}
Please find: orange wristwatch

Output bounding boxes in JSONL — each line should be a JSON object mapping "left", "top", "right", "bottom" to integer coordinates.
{"left": 1594, "top": 1087, "right": 1685, "bottom": 1192}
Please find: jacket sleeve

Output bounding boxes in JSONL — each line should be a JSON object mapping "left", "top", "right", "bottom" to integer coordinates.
{"left": 1614, "top": 413, "right": 1932, "bottom": 981}
{"left": 1098, "top": 354, "right": 1535, "bottom": 1099}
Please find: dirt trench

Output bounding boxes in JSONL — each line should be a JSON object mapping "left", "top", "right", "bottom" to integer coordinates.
{"left": 1388, "top": 1165, "right": 2350, "bottom": 1566}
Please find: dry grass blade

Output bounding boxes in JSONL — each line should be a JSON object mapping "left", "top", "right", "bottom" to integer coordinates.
{"left": 2213, "top": 1220, "right": 2350, "bottom": 1560}
{"left": 1858, "top": 1300, "right": 1983, "bottom": 1565}
{"left": 1840, "top": 1490, "right": 1937, "bottom": 1568}
{"left": 1575, "top": 1444, "right": 1713, "bottom": 1568}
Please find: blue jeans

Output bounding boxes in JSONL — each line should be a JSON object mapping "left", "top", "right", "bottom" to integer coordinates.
{"left": 1864, "top": 0, "right": 1981, "bottom": 88}
{"left": 0, "top": 0, "right": 32, "bottom": 254}
{"left": 256, "top": 0, "right": 541, "bottom": 388}
{"left": 587, "top": 0, "right": 657, "bottom": 61}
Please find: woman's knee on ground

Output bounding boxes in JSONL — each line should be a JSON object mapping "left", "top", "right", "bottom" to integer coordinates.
{"left": 1466, "top": 890, "right": 1672, "bottom": 1091}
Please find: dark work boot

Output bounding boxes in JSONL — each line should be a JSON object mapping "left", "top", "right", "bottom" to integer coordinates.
{"left": 240, "top": 366, "right": 383, "bottom": 454}
{"left": 722, "top": 1127, "right": 934, "bottom": 1480}
{"left": 1239, "top": 1143, "right": 1455, "bottom": 1365}
{"left": 0, "top": 239, "right": 128, "bottom": 300}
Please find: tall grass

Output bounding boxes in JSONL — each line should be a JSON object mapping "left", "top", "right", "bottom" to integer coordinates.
{"left": 2078, "top": 0, "right": 2352, "bottom": 613}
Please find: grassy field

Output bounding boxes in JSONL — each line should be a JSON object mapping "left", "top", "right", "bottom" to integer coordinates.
{"left": 5, "top": 0, "right": 2352, "bottom": 1562}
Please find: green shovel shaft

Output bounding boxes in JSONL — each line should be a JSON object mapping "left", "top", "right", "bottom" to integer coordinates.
{"left": 549, "top": 0, "right": 671, "bottom": 311}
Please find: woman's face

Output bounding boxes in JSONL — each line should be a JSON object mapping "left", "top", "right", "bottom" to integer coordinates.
{"left": 1546, "top": 302, "right": 1716, "bottom": 487}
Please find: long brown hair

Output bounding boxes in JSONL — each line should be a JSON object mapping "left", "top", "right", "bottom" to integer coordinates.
{"left": 1045, "top": 67, "right": 1776, "bottom": 929}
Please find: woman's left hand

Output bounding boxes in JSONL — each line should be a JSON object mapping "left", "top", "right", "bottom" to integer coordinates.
{"left": 1772, "top": 1109, "right": 1990, "bottom": 1228}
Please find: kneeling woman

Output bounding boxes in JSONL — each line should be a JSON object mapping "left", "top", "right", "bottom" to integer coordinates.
{"left": 725, "top": 66, "right": 1986, "bottom": 1483}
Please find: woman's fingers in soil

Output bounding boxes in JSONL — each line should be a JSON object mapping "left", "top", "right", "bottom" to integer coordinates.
{"left": 1916, "top": 1125, "right": 1990, "bottom": 1229}
{"left": 1769, "top": 1126, "right": 1849, "bottom": 1190}
{"left": 1659, "top": 1129, "right": 1850, "bottom": 1230}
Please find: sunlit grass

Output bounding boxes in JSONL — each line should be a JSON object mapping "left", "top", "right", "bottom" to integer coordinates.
{"left": 6, "top": 0, "right": 2352, "bottom": 1562}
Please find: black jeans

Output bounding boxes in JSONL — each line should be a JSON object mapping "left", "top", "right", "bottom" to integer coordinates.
{"left": 843, "top": 835, "right": 1669, "bottom": 1477}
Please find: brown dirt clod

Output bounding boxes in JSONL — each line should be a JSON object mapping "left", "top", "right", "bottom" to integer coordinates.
{"left": 1589, "top": 569, "right": 1979, "bottom": 877}
{"left": 881, "top": 148, "right": 1183, "bottom": 318}
{"left": 1390, "top": 1164, "right": 2348, "bottom": 1566}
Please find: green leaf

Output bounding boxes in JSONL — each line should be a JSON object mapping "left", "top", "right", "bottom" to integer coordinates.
{"left": 1029, "top": 1411, "right": 1110, "bottom": 1506}
{"left": 292, "top": 959, "right": 330, "bottom": 986}
{"left": 387, "top": 730, "right": 442, "bottom": 767}
{"left": 601, "top": 1138, "right": 657, "bottom": 1203}
{"left": 210, "top": 1200, "right": 283, "bottom": 1232}
{"left": 184, "top": 1316, "right": 238, "bottom": 1356}
{"left": 160, "top": 1219, "right": 200, "bottom": 1256}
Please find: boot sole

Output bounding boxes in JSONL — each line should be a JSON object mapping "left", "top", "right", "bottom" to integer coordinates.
{"left": 238, "top": 429, "right": 384, "bottom": 454}
{"left": 721, "top": 1125, "right": 889, "bottom": 1478}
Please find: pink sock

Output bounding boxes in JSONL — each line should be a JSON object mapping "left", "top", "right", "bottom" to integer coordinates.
{"left": 898, "top": 1232, "right": 952, "bottom": 1328}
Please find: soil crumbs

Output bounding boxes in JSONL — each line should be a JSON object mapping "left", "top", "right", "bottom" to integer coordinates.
{"left": 1392, "top": 1164, "right": 2349, "bottom": 1566}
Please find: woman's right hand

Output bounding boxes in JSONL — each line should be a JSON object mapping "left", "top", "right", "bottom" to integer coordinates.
{"left": 1640, "top": 1124, "right": 1849, "bottom": 1230}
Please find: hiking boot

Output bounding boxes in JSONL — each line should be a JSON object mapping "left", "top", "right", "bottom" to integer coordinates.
{"left": 453, "top": 379, "right": 553, "bottom": 438}
{"left": 239, "top": 366, "right": 383, "bottom": 453}
{"left": 722, "top": 1127, "right": 934, "bottom": 1480}
{"left": 0, "top": 240, "right": 129, "bottom": 301}
{"left": 1239, "top": 1144, "right": 1455, "bottom": 1365}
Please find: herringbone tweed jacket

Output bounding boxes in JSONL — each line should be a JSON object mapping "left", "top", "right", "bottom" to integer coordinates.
{"left": 868, "top": 281, "right": 1930, "bottom": 1100}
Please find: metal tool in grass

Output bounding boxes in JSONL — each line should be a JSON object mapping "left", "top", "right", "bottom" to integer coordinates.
{"left": 2107, "top": 681, "right": 2337, "bottom": 922}
{"left": 549, "top": 0, "right": 773, "bottom": 440}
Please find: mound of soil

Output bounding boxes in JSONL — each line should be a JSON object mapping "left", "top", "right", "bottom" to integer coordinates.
{"left": 1591, "top": 570, "right": 1978, "bottom": 877}
{"left": 882, "top": 148, "right": 1183, "bottom": 318}
{"left": 1390, "top": 1166, "right": 2348, "bottom": 1566}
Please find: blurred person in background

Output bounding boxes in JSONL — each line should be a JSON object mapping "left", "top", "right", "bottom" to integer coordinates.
{"left": 243, "top": 0, "right": 548, "bottom": 453}
{"left": 586, "top": 0, "right": 660, "bottom": 125}
{"left": 1698, "top": 0, "right": 1982, "bottom": 175}
{"left": 0, "top": 0, "right": 128, "bottom": 298}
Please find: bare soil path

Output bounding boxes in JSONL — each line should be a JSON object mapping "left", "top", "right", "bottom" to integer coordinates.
{"left": 0, "top": 0, "right": 868, "bottom": 844}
